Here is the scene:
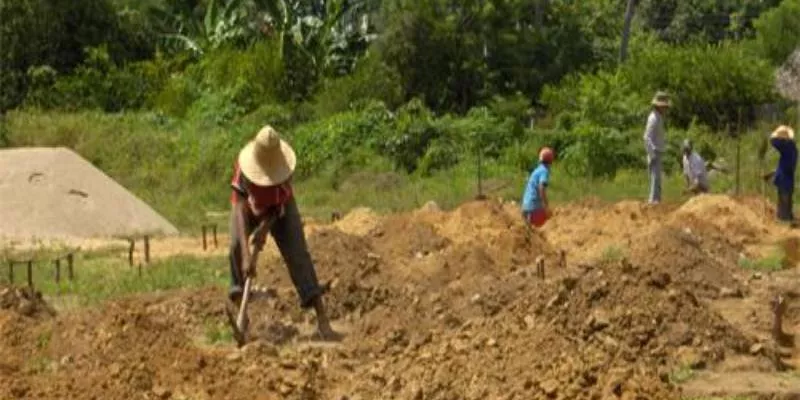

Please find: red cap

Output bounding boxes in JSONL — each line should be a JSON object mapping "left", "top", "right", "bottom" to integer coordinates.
{"left": 539, "top": 147, "right": 554, "bottom": 163}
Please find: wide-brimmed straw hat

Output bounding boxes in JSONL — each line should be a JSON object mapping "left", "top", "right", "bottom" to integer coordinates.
{"left": 651, "top": 91, "right": 671, "bottom": 108}
{"left": 238, "top": 125, "right": 297, "bottom": 186}
{"left": 771, "top": 125, "right": 795, "bottom": 141}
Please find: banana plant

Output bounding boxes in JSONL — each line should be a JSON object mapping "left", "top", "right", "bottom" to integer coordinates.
{"left": 149, "top": 0, "right": 252, "bottom": 56}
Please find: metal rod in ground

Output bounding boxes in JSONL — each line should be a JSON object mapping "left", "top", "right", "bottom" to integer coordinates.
{"left": 212, "top": 224, "right": 218, "bottom": 248}
{"left": 27, "top": 260, "right": 33, "bottom": 288}
{"left": 144, "top": 235, "right": 150, "bottom": 264}
{"left": 202, "top": 225, "right": 207, "bottom": 250}
{"left": 128, "top": 239, "right": 135, "bottom": 267}
{"left": 54, "top": 258, "right": 61, "bottom": 283}
{"left": 67, "top": 253, "right": 74, "bottom": 281}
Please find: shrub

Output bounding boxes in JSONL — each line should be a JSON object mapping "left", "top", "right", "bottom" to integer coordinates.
{"left": 543, "top": 41, "right": 776, "bottom": 132}
{"left": 289, "top": 101, "right": 394, "bottom": 178}
{"left": 312, "top": 55, "right": 404, "bottom": 118}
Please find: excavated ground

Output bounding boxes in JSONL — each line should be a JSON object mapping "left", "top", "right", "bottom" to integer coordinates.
{"left": 3, "top": 195, "right": 800, "bottom": 399}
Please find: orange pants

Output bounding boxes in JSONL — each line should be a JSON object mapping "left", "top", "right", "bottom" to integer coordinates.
{"left": 524, "top": 209, "right": 549, "bottom": 228}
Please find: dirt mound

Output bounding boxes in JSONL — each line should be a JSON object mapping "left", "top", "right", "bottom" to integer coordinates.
{"left": 371, "top": 215, "right": 451, "bottom": 259}
{"left": 0, "top": 286, "right": 56, "bottom": 320}
{"left": 669, "top": 194, "right": 771, "bottom": 245}
{"left": 332, "top": 207, "right": 380, "bottom": 236}
{"left": 547, "top": 199, "right": 673, "bottom": 263}
{"left": 511, "top": 261, "right": 756, "bottom": 399}
{"left": 3, "top": 196, "right": 785, "bottom": 399}
{"left": 628, "top": 226, "right": 744, "bottom": 299}
{"left": 0, "top": 147, "right": 178, "bottom": 243}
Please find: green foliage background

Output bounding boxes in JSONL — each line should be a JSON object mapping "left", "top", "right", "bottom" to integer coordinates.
{"left": 2, "top": 0, "right": 800, "bottom": 228}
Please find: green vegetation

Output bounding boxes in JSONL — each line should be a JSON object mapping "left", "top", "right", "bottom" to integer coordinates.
{"left": 2, "top": 0, "right": 800, "bottom": 229}
{"left": 203, "top": 318, "right": 235, "bottom": 345}
{"left": 738, "top": 246, "right": 787, "bottom": 272}
{"left": 670, "top": 365, "right": 698, "bottom": 384}
{"left": 600, "top": 245, "right": 627, "bottom": 263}
{"left": 0, "top": 249, "right": 229, "bottom": 305}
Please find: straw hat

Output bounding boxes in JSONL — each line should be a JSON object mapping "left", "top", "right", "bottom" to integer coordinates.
{"left": 238, "top": 125, "right": 296, "bottom": 186}
{"left": 771, "top": 125, "right": 795, "bottom": 141}
{"left": 651, "top": 91, "right": 671, "bottom": 108}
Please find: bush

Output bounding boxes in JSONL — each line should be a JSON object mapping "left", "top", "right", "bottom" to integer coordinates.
{"left": 24, "top": 46, "right": 171, "bottom": 112}
{"left": 543, "top": 41, "right": 776, "bottom": 132}
{"left": 312, "top": 55, "right": 404, "bottom": 118}
{"left": 289, "top": 101, "right": 394, "bottom": 178}
{"left": 753, "top": 0, "right": 800, "bottom": 65}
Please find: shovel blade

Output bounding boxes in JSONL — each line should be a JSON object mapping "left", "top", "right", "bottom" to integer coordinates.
{"left": 225, "top": 305, "right": 247, "bottom": 347}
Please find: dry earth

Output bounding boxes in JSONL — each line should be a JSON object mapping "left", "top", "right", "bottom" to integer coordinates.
{"left": 3, "top": 195, "right": 800, "bottom": 399}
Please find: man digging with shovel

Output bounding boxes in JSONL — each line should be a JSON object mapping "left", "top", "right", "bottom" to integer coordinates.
{"left": 227, "top": 125, "right": 340, "bottom": 343}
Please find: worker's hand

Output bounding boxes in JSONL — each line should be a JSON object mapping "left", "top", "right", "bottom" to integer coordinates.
{"left": 243, "top": 254, "right": 258, "bottom": 278}
{"left": 763, "top": 171, "right": 775, "bottom": 181}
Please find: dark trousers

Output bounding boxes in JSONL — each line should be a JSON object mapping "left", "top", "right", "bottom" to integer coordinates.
{"left": 228, "top": 197, "right": 322, "bottom": 308}
{"left": 777, "top": 186, "right": 794, "bottom": 222}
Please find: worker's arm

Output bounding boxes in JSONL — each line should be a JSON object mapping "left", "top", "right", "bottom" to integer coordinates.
{"left": 538, "top": 183, "right": 549, "bottom": 215}
{"left": 643, "top": 114, "right": 658, "bottom": 159}
{"left": 232, "top": 194, "right": 254, "bottom": 276}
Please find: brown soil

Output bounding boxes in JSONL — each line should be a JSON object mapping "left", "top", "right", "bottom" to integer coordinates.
{"left": 6, "top": 195, "right": 800, "bottom": 399}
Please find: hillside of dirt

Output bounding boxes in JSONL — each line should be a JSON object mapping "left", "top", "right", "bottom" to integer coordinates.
{"left": 2, "top": 195, "right": 798, "bottom": 399}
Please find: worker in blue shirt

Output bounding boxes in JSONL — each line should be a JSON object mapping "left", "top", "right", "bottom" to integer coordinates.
{"left": 761, "top": 125, "right": 797, "bottom": 224}
{"left": 521, "top": 147, "right": 554, "bottom": 227}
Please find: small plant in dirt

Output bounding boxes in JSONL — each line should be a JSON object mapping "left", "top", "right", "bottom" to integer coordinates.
{"left": 669, "top": 365, "right": 697, "bottom": 384}
{"left": 203, "top": 319, "right": 234, "bottom": 345}
{"left": 35, "top": 330, "right": 51, "bottom": 350}
{"left": 600, "top": 245, "right": 627, "bottom": 263}
{"left": 738, "top": 247, "right": 786, "bottom": 272}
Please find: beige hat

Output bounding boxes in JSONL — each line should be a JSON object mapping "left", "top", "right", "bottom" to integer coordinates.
{"left": 771, "top": 125, "right": 796, "bottom": 141}
{"left": 238, "top": 125, "right": 297, "bottom": 186}
{"left": 651, "top": 91, "right": 671, "bottom": 108}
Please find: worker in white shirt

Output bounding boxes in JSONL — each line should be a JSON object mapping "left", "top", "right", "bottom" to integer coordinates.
{"left": 681, "top": 139, "right": 710, "bottom": 194}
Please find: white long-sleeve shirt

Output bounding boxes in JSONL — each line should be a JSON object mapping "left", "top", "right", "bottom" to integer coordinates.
{"left": 683, "top": 151, "right": 709, "bottom": 188}
{"left": 643, "top": 110, "right": 666, "bottom": 157}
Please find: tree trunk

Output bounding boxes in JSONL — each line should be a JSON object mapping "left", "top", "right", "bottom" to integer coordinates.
{"left": 620, "top": 0, "right": 637, "bottom": 63}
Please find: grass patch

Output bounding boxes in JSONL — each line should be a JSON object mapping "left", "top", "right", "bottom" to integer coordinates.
{"left": 203, "top": 319, "right": 234, "bottom": 345}
{"left": 670, "top": 365, "right": 697, "bottom": 384}
{"left": 738, "top": 246, "right": 786, "bottom": 272}
{"left": 600, "top": 245, "right": 627, "bottom": 263}
{"left": 16, "top": 250, "right": 229, "bottom": 306}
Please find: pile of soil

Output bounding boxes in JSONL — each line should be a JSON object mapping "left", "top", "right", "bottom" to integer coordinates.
{"left": 0, "top": 147, "right": 178, "bottom": 243}
{"left": 0, "top": 286, "right": 56, "bottom": 319}
{"left": 668, "top": 194, "right": 770, "bottom": 246}
{"left": 332, "top": 207, "right": 380, "bottom": 236}
{"left": 0, "top": 196, "right": 791, "bottom": 399}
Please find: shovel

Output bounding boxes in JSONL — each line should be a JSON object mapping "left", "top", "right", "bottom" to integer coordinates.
{"left": 226, "top": 213, "right": 277, "bottom": 347}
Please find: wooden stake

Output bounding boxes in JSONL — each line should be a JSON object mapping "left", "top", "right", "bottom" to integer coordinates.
{"left": 212, "top": 224, "right": 218, "bottom": 248}
{"left": 54, "top": 258, "right": 61, "bottom": 283}
{"left": 144, "top": 235, "right": 150, "bottom": 264}
{"left": 128, "top": 239, "right": 135, "bottom": 267}
{"left": 202, "top": 225, "right": 208, "bottom": 251}
{"left": 27, "top": 260, "right": 33, "bottom": 288}
{"left": 536, "top": 256, "right": 545, "bottom": 279}
{"left": 8, "top": 261, "right": 13, "bottom": 284}
{"left": 67, "top": 253, "right": 74, "bottom": 281}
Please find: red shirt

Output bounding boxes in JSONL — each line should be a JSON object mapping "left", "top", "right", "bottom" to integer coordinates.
{"left": 230, "top": 162, "right": 293, "bottom": 215}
